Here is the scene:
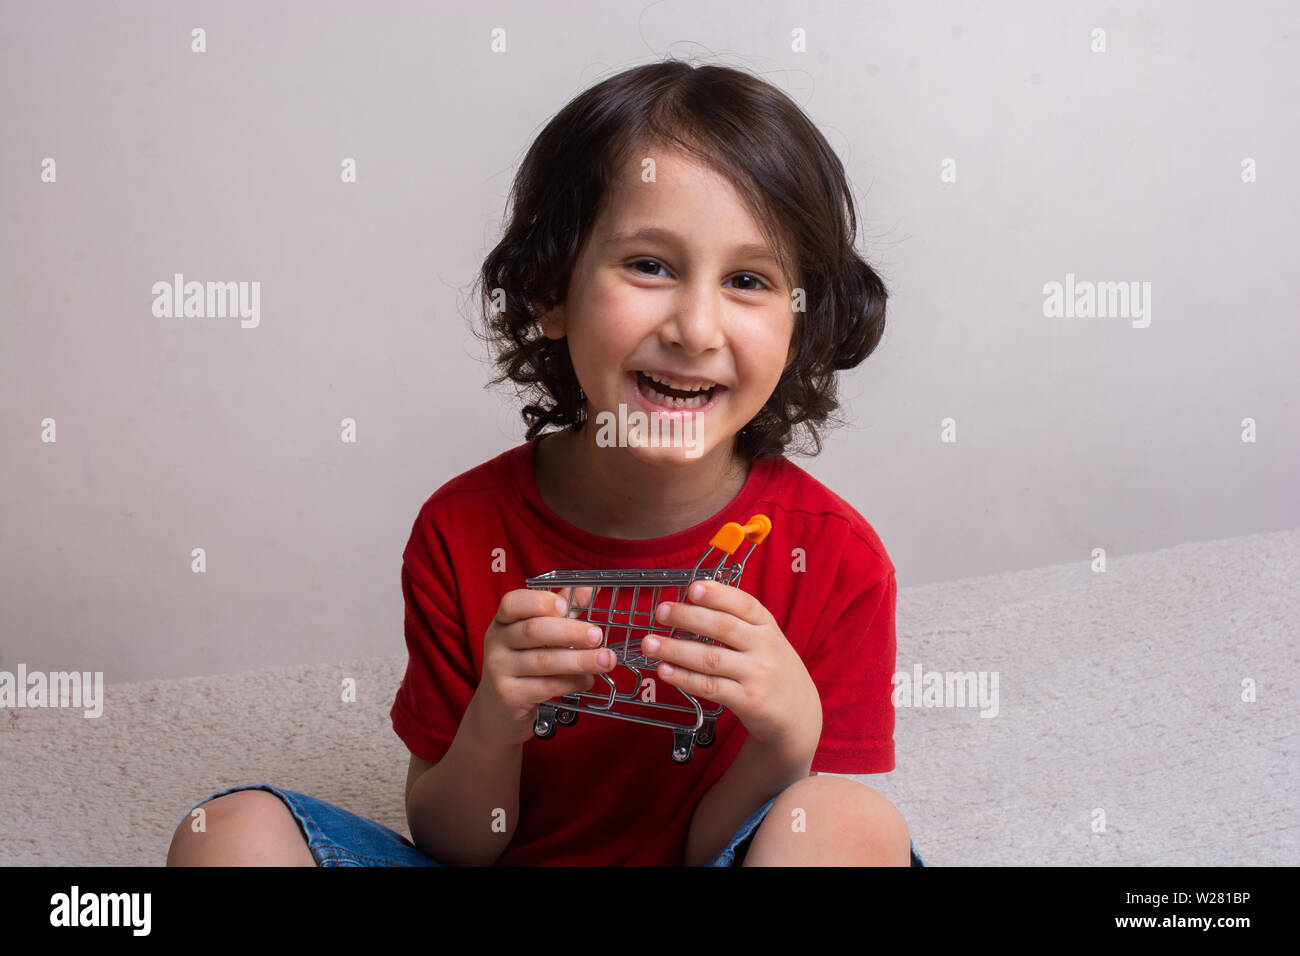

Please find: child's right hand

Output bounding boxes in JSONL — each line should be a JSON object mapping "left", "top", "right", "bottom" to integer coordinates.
{"left": 473, "top": 586, "right": 617, "bottom": 746}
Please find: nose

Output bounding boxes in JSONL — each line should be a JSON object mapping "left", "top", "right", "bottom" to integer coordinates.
{"left": 661, "top": 278, "right": 726, "bottom": 355}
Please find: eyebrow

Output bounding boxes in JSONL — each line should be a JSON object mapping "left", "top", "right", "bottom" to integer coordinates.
{"left": 604, "top": 226, "right": 780, "bottom": 264}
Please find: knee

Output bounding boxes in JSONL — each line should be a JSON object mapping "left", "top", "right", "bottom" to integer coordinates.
{"left": 771, "top": 775, "right": 911, "bottom": 865}
{"left": 167, "top": 790, "right": 312, "bottom": 867}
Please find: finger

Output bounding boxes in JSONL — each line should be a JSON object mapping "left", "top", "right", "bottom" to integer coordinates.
{"left": 560, "top": 586, "right": 604, "bottom": 645}
{"left": 516, "top": 644, "right": 618, "bottom": 678}
{"left": 508, "top": 612, "right": 608, "bottom": 652}
{"left": 655, "top": 595, "right": 750, "bottom": 650}
{"left": 654, "top": 660, "right": 739, "bottom": 707}
{"left": 497, "top": 588, "right": 580, "bottom": 629}
{"left": 684, "top": 579, "right": 767, "bottom": 626}
{"left": 641, "top": 630, "right": 743, "bottom": 682}
{"left": 561, "top": 585, "right": 596, "bottom": 618}
{"left": 528, "top": 673, "right": 597, "bottom": 702}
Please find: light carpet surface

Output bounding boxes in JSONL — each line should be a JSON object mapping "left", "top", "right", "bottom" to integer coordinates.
{"left": 3, "top": 528, "right": 1296, "bottom": 866}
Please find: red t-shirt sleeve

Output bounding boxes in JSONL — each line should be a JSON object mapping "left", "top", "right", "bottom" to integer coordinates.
{"left": 803, "top": 552, "right": 897, "bottom": 774}
{"left": 389, "top": 502, "right": 479, "bottom": 765}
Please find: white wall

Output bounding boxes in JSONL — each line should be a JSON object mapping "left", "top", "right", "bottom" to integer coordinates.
{"left": 2, "top": 0, "right": 1296, "bottom": 682}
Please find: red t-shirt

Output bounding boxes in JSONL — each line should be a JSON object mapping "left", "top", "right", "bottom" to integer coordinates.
{"left": 389, "top": 435, "right": 897, "bottom": 866}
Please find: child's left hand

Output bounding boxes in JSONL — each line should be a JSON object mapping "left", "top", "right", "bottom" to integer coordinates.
{"left": 644, "top": 578, "right": 822, "bottom": 764}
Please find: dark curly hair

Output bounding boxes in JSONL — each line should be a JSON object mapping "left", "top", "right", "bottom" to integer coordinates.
{"left": 473, "top": 58, "right": 888, "bottom": 463}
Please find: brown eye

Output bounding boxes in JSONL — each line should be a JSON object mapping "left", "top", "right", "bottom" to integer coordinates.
{"left": 630, "top": 259, "right": 668, "bottom": 277}
{"left": 730, "top": 273, "right": 769, "bottom": 292}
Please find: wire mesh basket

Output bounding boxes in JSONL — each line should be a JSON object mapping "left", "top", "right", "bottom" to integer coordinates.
{"left": 525, "top": 514, "right": 771, "bottom": 763}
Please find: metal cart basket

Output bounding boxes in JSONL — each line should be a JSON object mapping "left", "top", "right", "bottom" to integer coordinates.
{"left": 525, "top": 514, "right": 771, "bottom": 763}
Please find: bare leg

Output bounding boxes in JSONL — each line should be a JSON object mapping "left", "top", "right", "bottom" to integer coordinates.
{"left": 166, "top": 790, "right": 317, "bottom": 866}
{"left": 742, "top": 775, "right": 911, "bottom": 866}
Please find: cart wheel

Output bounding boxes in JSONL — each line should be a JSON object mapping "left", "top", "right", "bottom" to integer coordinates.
{"left": 557, "top": 708, "right": 578, "bottom": 726}
{"left": 672, "top": 728, "right": 697, "bottom": 763}
{"left": 533, "top": 714, "right": 557, "bottom": 739}
{"left": 696, "top": 727, "right": 715, "bottom": 747}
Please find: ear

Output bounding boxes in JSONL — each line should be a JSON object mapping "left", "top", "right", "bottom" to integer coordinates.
{"left": 537, "top": 301, "right": 567, "bottom": 340}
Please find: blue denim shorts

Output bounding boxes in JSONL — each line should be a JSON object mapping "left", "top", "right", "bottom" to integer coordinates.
{"left": 183, "top": 783, "right": 925, "bottom": 867}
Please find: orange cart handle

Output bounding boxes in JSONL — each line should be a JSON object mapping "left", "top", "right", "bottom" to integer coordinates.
{"left": 708, "top": 514, "right": 772, "bottom": 555}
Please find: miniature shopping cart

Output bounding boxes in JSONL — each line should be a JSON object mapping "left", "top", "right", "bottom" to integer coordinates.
{"left": 525, "top": 514, "right": 772, "bottom": 764}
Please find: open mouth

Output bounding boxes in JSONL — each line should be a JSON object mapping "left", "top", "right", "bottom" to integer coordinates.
{"left": 630, "top": 370, "right": 725, "bottom": 413}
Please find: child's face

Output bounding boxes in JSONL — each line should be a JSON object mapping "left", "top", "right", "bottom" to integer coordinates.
{"left": 539, "top": 146, "right": 797, "bottom": 465}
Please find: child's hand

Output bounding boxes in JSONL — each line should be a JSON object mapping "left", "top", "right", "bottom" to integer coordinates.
{"left": 474, "top": 586, "right": 617, "bottom": 746}
{"left": 645, "top": 579, "right": 822, "bottom": 764}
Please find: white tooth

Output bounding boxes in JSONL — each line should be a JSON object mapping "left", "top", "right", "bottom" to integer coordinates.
{"left": 643, "top": 379, "right": 709, "bottom": 409}
{"left": 645, "top": 371, "right": 714, "bottom": 392}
